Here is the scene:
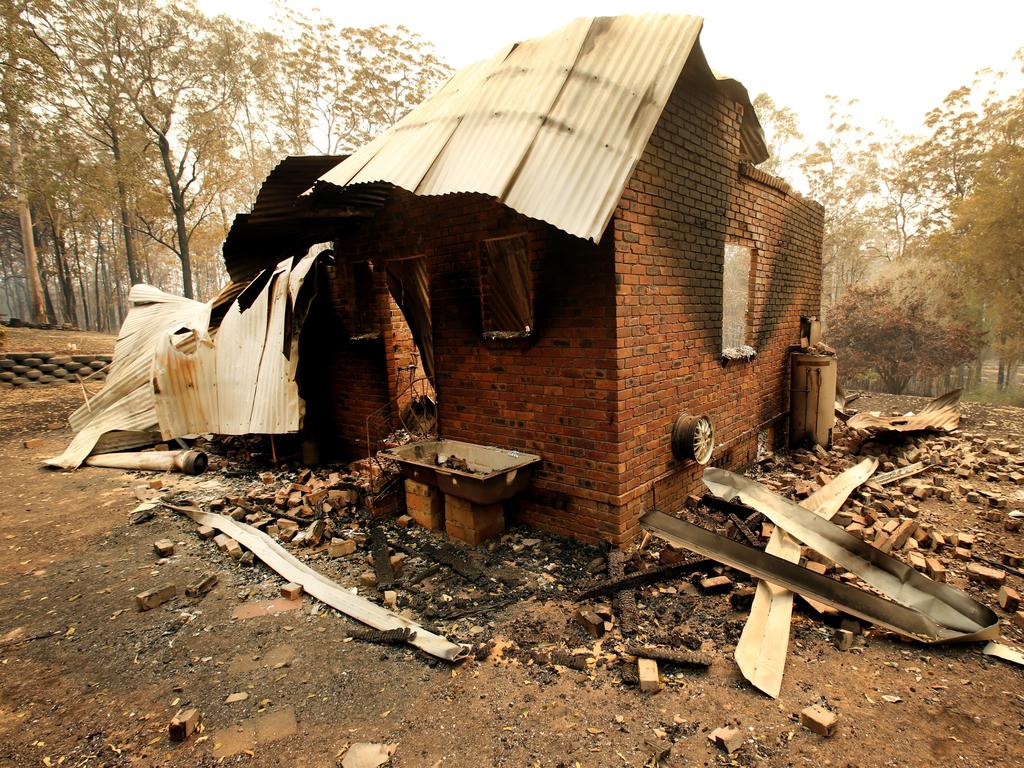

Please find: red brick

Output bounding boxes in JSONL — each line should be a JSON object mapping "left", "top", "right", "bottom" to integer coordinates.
{"left": 998, "top": 585, "right": 1021, "bottom": 612}
{"left": 281, "top": 582, "right": 303, "bottom": 601}
{"left": 800, "top": 705, "right": 838, "bottom": 737}
{"left": 137, "top": 583, "right": 176, "bottom": 611}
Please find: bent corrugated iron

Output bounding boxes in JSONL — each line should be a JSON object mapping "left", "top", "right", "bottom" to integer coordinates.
{"left": 733, "top": 458, "right": 878, "bottom": 698}
{"left": 316, "top": 14, "right": 767, "bottom": 244}
{"left": 692, "top": 467, "right": 998, "bottom": 640}
{"left": 845, "top": 388, "right": 962, "bottom": 434}
{"left": 46, "top": 251, "right": 327, "bottom": 469}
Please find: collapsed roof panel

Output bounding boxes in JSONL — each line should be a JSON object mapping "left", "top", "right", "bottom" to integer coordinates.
{"left": 221, "top": 155, "right": 375, "bottom": 284}
{"left": 46, "top": 253, "right": 326, "bottom": 469}
{"left": 317, "top": 14, "right": 768, "bottom": 243}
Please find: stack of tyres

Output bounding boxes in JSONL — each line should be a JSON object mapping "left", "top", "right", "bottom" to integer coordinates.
{"left": 0, "top": 351, "right": 112, "bottom": 387}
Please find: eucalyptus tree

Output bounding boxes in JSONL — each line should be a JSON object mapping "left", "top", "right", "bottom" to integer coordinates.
{"left": 117, "top": 0, "right": 250, "bottom": 298}
{"left": 0, "top": 0, "right": 49, "bottom": 322}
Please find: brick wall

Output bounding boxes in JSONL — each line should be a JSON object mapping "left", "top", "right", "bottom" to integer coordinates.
{"left": 329, "top": 192, "right": 623, "bottom": 540}
{"left": 320, "top": 262, "right": 393, "bottom": 459}
{"left": 611, "top": 64, "right": 823, "bottom": 542}
{"left": 322, "top": 66, "right": 822, "bottom": 545}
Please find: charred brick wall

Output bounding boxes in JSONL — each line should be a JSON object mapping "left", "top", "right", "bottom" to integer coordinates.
{"left": 320, "top": 262, "right": 393, "bottom": 459}
{"left": 329, "top": 191, "right": 623, "bottom": 541}
{"left": 610, "top": 68, "right": 823, "bottom": 542}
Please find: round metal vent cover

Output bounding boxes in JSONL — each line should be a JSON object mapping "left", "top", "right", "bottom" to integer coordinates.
{"left": 671, "top": 413, "right": 715, "bottom": 464}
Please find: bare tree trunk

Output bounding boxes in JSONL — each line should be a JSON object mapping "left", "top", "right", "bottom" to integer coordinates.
{"left": 47, "top": 207, "right": 78, "bottom": 326}
{"left": 109, "top": 221, "right": 127, "bottom": 326}
{"left": 110, "top": 125, "right": 142, "bottom": 286}
{"left": 156, "top": 133, "right": 193, "bottom": 298}
{"left": 69, "top": 214, "right": 90, "bottom": 330}
{"left": 0, "top": 239, "right": 18, "bottom": 318}
{"left": 41, "top": 259, "right": 56, "bottom": 325}
{"left": 1, "top": 3, "right": 46, "bottom": 324}
{"left": 100, "top": 245, "right": 115, "bottom": 331}
{"left": 93, "top": 228, "right": 105, "bottom": 332}
{"left": 8, "top": 134, "right": 46, "bottom": 323}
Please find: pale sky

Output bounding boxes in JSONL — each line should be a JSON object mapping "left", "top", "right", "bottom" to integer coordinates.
{"left": 199, "top": 0, "right": 1024, "bottom": 150}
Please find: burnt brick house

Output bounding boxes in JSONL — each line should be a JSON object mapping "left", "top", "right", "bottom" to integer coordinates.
{"left": 230, "top": 14, "right": 823, "bottom": 545}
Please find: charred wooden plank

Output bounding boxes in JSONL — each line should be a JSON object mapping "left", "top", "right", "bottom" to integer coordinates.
{"left": 370, "top": 527, "right": 397, "bottom": 589}
{"left": 608, "top": 549, "right": 639, "bottom": 636}
{"left": 347, "top": 626, "right": 416, "bottom": 645}
{"left": 727, "top": 513, "right": 760, "bottom": 547}
{"left": 391, "top": 537, "right": 486, "bottom": 583}
{"left": 626, "top": 645, "right": 712, "bottom": 669}
{"left": 575, "top": 557, "right": 713, "bottom": 601}
{"left": 620, "top": 661, "right": 640, "bottom": 686}
{"left": 549, "top": 650, "right": 590, "bottom": 671}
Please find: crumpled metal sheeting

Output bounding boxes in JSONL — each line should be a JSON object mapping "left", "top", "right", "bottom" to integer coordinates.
{"left": 734, "top": 458, "right": 878, "bottom": 698}
{"left": 642, "top": 510, "right": 997, "bottom": 644}
{"left": 846, "top": 388, "right": 963, "bottom": 434}
{"left": 318, "top": 14, "right": 767, "bottom": 244}
{"left": 983, "top": 641, "right": 1024, "bottom": 666}
{"left": 46, "top": 288, "right": 210, "bottom": 469}
{"left": 47, "top": 253, "right": 323, "bottom": 470}
{"left": 700, "top": 467, "right": 997, "bottom": 640}
{"left": 153, "top": 252, "right": 319, "bottom": 439}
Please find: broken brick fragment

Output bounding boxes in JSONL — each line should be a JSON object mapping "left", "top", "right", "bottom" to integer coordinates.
{"left": 835, "top": 629, "right": 855, "bottom": 651}
{"left": 153, "top": 539, "right": 175, "bottom": 557}
{"left": 800, "top": 705, "right": 838, "bottom": 737}
{"left": 698, "top": 575, "right": 733, "bottom": 594}
{"left": 224, "top": 539, "right": 243, "bottom": 560}
{"left": 998, "top": 585, "right": 1021, "bottom": 612}
{"left": 137, "top": 583, "right": 176, "bottom": 611}
{"left": 281, "top": 582, "right": 303, "bottom": 601}
{"left": 168, "top": 707, "right": 200, "bottom": 741}
{"left": 637, "top": 657, "right": 660, "bottom": 693}
{"left": 185, "top": 573, "right": 218, "bottom": 598}
{"left": 925, "top": 558, "right": 947, "bottom": 582}
{"left": 329, "top": 538, "right": 357, "bottom": 557}
{"left": 708, "top": 726, "right": 743, "bottom": 753}
{"left": 575, "top": 609, "right": 605, "bottom": 639}
{"left": 966, "top": 563, "right": 1006, "bottom": 587}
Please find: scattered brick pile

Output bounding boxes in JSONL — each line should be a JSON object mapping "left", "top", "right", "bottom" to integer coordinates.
{"left": 747, "top": 429, "right": 1023, "bottom": 624}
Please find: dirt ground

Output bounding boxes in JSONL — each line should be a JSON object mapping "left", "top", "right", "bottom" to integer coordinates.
{"left": 1, "top": 383, "right": 1023, "bottom": 768}
{"left": 1, "top": 326, "right": 117, "bottom": 355}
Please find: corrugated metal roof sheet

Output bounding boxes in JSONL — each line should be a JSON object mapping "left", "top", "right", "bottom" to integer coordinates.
{"left": 153, "top": 252, "right": 320, "bottom": 439}
{"left": 221, "top": 155, "right": 386, "bottom": 284}
{"left": 47, "top": 254, "right": 326, "bottom": 469}
{"left": 317, "top": 14, "right": 768, "bottom": 243}
{"left": 248, "top": 156, "right": 348, "bottom": 225}
{"left": 846, "top": 389, "right": 963, "bottom": 434}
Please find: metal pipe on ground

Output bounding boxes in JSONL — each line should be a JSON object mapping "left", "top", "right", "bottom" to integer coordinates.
{"left": 85, "top": 449, "right": 207, "bottom": 475}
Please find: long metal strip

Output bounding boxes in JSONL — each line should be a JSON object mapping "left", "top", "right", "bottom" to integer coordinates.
{"left": 175, "top": 507, "right": 469, "bottom": 662}
{"left": 734, "top": 458, "right": 877, "bottom": 697}
{"left": 641, "top": 510, "right": 998, "bottom": 643}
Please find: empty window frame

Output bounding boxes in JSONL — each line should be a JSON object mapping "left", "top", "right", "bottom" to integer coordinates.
{"left": 338, "top": 259, "right": 379, "bottom": 340}
{"left": 480, "top": 234, "right": 533, "bottom": 338}
{"left": 385, "top": 255, "right": 434, "bottom": 381}
{"left": 722, "top": 243, "right": 752, "bottom": 353}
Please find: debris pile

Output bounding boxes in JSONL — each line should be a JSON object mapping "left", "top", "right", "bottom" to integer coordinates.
{"left": 111, "top": 388, "right": 1023, "bottom": 760}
